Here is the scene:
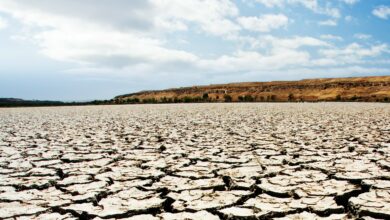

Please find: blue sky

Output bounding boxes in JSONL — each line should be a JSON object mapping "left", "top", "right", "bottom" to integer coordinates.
{"left": 0, "top": 0, "right": 389, "bottom": 101}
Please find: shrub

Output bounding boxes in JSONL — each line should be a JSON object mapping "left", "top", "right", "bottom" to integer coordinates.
{"left": 160, "top": 97, "right": 168, "bottom": 103}
{"left": 224, "top": 94, "right": 232, "bottom": 102}
{"left": 142, "top": 98, "right": 157, "bottom": 103}
{"left": 125, "top": 98, "right": 140, "bottom": 103}
{"left": 259, "top": 96, "right": 265, "bottom": 102}
{"left": 350, "top": 95, "right": 358, "bottom": 101}
{"left": 202, "top": 93, "right": 209, "bottom": 100}
{"left": 183, "top": 96, "right": 193, "bottom": 103}
{"left": 288, "top": 93, "right": 294, "bottom": 101}
{"left": 244, "top": 95, "right": 254, "bottom": 102}
{"left": 193, "top": 96, "right": 202, "bottom": 102}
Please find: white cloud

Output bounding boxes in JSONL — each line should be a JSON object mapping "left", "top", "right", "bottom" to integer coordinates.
{"left": 254, "top": 0, "right": 340, "bottom": 18}
{"left": 319, "top": 43, "right": 389, "bottom": 65}
{"left": 0, "top": 16, "right": 7, "bottom": 30}
{"left": 340, "top": 0, "right": 359, "bottom": 5}
{"left": 0, "top": 0, "right": 388, "bottom": 82}
{"left": 306, "top": 43, "right": 390, "bottom": 67}
{"left": 373, "top": 5, "right": 390, "bottom": 19}
{"left": 0, "top": 0, "right": 240, "bottom": 36}
{"left": 263, "top": 35, "right": 330, "bottom": 49}
{"left": 33, "top": 27, "right": 199, "bottom": 66}
{"left": 237, "top": 14, "right": 288, "bottom": 32}
{"left": 154, "top": 0, "right": 240, "bottom": 36}
{"left": 0, "top": 0, "right": 241, "bottom": 68}
{"left": 198, "top": 50, "right": 311, "bottom": 73}
{"left": 320, "top": 34, "right": 343, "bottom": 41}
{"left": 319, "top": 19, "right": 337, "bottom": 26}
{"left": 354, "top": 33, "right": 371, "bottom": 40}
{"left": 253, "top": 0, "right": 285, "bottom": 7}
{"left": 196, "top": 35, "right": 330, "bottom": 73}
{"left": 344, "top": 15, "right": 353, "bottom": 22}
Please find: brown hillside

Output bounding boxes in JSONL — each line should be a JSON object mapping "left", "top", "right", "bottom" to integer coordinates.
{"left": 115, "top": 76, "right": 390, "bottom": 103}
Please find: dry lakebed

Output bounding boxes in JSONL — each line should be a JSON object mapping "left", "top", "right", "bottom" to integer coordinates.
{"left": 0, "top": 103, "right": 389, "bottom": 220}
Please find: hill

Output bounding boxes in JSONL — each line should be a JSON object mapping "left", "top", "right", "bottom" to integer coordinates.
{"left": 115, "top": 76, "right": 390, "bottom": 103}
{"left": 0, "top": 98, "right": 66, "bottom": 107}
{"left": 0, "top": 98, "right": 110, "bottom": 107}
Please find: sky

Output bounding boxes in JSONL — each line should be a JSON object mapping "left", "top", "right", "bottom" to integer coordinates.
{"left": 0, "top": 0, "right": 389, "bottom": 101}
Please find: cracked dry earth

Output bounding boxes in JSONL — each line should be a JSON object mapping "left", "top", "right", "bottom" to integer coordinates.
{"left": 0, "top": 103, "right": 389, "bottom": 220}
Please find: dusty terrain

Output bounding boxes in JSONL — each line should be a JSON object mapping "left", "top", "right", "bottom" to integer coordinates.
{"left": 116, "top": 76, "right": 390, "bottom": 103}
{"left": 0, "top": 103, "right": 389, "bottom": 219}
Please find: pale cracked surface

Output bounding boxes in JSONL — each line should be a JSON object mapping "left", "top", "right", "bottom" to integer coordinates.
{"left": 0, "top": 103, "right": 389, "bottom": 219}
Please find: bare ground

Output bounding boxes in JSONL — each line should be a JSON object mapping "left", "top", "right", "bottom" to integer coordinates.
{"left": 0, "top": 103, "right": 389, "bottom": 219}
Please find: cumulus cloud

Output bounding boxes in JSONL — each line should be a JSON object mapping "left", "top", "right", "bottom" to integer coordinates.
{"left": 318, "top": 43, "right": 389, "bottom": 65}
{"left": 154, "top": 0, "right": 240, "bottom": 36}
{"left": 0, "top": 0, "right": 238, "bottom": 67}
{"left": 199, "top": 50, "right": 310, "bottom": 73}
{"left": 253, "top": 0, "right": 285, "bottom": 7}
{"left": 354, "top": 33, "right": 371, "bottom": 40}
{"left": 320, "top": 34, "right": 343, "bottom": 41}
{"left": 318, "top": 19, "right": 337, "bottom": 26}
{"left": 373, "top": 5, "right": 390, "bottom": 19}
{"left": 254, "top": 0, "right": 340, "bottom": 18}
{"left": 340, "top": 0, "right": 359, "bottom": 5}
{"left": 321, "top": 43, "right": 388, "bottom": 57}
{"left": 0, "top": 16, "right": 7, "bottom": 30}
{"left": 262, "top": 35, "right": 330, "bottom": 49}
{"left": 237, "top": 14, "right": 288, "bottom": 32}
{"left": 344, "top": 15, "right": 353, "bottom": 22}
{"left": 0, "top": 0, "right": 388, "bottom": 82}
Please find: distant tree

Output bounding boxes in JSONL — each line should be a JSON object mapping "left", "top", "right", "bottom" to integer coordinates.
{"left": 350, "top": 95, "right": 358, "bottom": 101}
{"left": 142, "top": 98, "right": 157, "bottom": 103}
{"left": 192, "top": 96, "right": 202, "bottom": 102}
{"left": 259, "top": 96, "right": 265, "bottom": 102}
{"left": 224, "top": 94, "right": 232, "bottom": 102}
{"left": 270, "top": 95, "right": 277, "bottom": 101}
{"left": 244, "top": 95, "right": 254, "bottom": 102}
{"left": 91, "top": 100, "right": 102, "bottom": 105}
{"left": 125, "top": 98, "right": 134, "bottom": 104}
{"left": 238, "top": 96, "right": 244, "bottom": 102}
{"left": 336, "top": 95, "right": 341, "bottom": 101}
{"left": 384, "top": 97, "right": 389, "bottom": 102}
{"left": 183, "top": 96, "right": 193, "bottom": 103}
{"left": 202, "top": 93, "right": 209, "bottom": 100}
{"left": 288, "top": 93, "right": 294, "bottom": 101}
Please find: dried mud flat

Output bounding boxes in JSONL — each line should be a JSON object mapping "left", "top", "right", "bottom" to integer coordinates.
{"left": 0, "top": 103, "right": 389, "bottom": 220}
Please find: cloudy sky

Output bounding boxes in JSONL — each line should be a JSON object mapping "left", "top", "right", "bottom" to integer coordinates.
{"left": 0, "top": 0, "right": 389, "bottom": 101}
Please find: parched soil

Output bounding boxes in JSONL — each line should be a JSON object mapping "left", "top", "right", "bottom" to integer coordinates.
{"left": 0, "top": 103, "right": 389, "bottom": 219}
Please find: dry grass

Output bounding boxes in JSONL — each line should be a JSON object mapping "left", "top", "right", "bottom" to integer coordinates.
{"left": 116, "top": 76, "right": 390, "bottom": 102}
